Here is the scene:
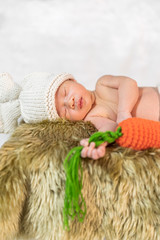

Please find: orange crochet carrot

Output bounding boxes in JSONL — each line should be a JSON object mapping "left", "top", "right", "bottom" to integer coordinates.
{"left": 116, "top": 117, "right": 160, "bottom": 150}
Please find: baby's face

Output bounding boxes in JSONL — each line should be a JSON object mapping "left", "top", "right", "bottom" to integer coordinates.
{"left": 55, "top": 80, "right": 94, "bottom": 120}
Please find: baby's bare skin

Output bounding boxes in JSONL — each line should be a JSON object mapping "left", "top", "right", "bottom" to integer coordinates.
{"left": 84, "top": 75, "right": 159, "bottom": 131}
{"left": 55, "top": 75, "right": 160, "bottom": 159}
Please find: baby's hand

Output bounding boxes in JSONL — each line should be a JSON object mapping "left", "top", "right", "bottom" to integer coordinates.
{"left": 117, "top": 111, "right": 132, "bottom": 124}
{"left": 80, "top": 138, "right": 107, "bottom": 160}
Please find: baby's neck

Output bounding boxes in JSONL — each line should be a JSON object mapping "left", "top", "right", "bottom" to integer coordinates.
{"left": 82, "top": 90, "right": 96, "bottom": 121}
{"left": 90, "top": 90, "right": 96, "bottom": 107}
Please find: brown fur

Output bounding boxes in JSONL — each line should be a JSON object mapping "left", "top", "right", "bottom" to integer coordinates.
{"left": 1, "top": 119, "right": 160, "bottom": 240}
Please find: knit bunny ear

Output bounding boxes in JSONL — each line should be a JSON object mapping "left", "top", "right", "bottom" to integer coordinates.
{"left": 0, "top": 73, "right": 22, "bottom": 133}
{"left": 0, "top": 73, "right": 22, "bottom": 103}
{"left": 0, "top": 100, "right": 21, "bottom": 133}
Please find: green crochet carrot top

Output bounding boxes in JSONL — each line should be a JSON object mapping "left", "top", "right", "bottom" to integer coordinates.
{"left": 63, "top": 127, "right": 122, "bottom": 230}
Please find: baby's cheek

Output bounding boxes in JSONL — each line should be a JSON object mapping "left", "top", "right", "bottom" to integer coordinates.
{"left": 66, "top": 111, "right": 74, "bottom": 120}
{"left": 68, "top": 108, "right": 87, "bottom": 121}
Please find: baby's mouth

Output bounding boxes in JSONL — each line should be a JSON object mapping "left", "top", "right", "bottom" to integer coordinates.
{"left": 78, "top": 97, "right": 83, "bottom": 109}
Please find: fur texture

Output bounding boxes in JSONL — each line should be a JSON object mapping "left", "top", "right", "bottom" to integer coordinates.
{"left": 1, "top": 119, "right": 160, "bottom": 240}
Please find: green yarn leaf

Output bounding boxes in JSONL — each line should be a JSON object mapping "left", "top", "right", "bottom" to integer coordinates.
{"left": 63, "top": 126, "right": 122, "bottom": 230}
{"left": 88, "top": 126, "right": 122, "bottom": 147}
{"left": 63, "top": 146, "right": 85, "bottom": 230}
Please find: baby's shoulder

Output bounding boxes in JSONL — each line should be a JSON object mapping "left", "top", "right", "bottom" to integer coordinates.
{"left": 84, "top": 105, "right": 111, "bottom": 123}
{"left": 84, "top": 106, "right": 100, "bottom": 120}
{"left": 84, "top": 111, "right": 117, "bottom": 131}
{"left": 95, "top": 75, "right": 116, "bottom": 98}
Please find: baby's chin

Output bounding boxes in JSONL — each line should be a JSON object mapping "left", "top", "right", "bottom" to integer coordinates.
{"left": 81, "top": 109, "right": 92, "bottom": 120}
{"left": 71, "top": 115, "right": 86, "bottom": 121}
{"left": 68, "top": 110, "right": 90, "bottom": 121}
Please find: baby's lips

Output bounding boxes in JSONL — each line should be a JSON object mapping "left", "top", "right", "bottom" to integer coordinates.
{"left": 78, "top": 97, "right": 83, "bottom": 109}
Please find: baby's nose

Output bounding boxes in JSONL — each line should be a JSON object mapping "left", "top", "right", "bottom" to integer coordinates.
{"left": 68, "top": 96, "right": 75, "bottom": 109}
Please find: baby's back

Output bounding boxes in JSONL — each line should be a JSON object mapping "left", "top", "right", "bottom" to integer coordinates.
{"left": 132, "top": 87, "right": 159, "bottom": 121}
{"left": 85, "top": 85, "right": 159, "bottom": 125}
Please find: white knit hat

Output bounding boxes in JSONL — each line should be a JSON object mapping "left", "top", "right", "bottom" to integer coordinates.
{"left": 0, "top": 72, "right": 75, "bottom": 133}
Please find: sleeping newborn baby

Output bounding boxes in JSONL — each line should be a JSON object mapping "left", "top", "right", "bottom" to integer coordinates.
{"left": 0, "top": 72, "right": 159, "bottom": 159}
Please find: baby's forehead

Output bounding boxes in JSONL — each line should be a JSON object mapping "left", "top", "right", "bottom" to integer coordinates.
{"left": 56, "top": 79, "right": 74, "bottom": 95}
{"left": 60, "top": 79, "right": 75, "bottom": 88}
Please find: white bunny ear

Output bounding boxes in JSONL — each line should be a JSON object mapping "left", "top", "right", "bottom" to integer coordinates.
{"left": 0, "top": 99, "right": 21, "bottom": 133}
{"left": 0, "top": 73, "right": 22, "bottom": 103}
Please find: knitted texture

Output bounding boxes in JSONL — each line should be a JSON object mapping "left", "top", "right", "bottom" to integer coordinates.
{"left": 0, "top": 72, "right": 75, "bottom": 133}
{"left": 63, "top": 127, "right": 122, "bottom": 230}
{"left": 0, "top": 73, "right": 22, "bottom": 133}
{"left": 0, "top": 73, "right": 22, "bottom": 103}
{"left": 0, "top": 100, "right": 21, "bottom": 133}
{"left": 19, "top": 72, "right": 75, "bottom": 123}
{"left": 116, "top": 117, "right": 160, "bottom": 150}
{"left": 46, "top": 73, "right": 75, "bottom": 120}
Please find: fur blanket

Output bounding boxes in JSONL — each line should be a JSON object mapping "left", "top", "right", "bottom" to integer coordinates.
{"left": 1, "top": 119, "right": 160, "bottom": 240}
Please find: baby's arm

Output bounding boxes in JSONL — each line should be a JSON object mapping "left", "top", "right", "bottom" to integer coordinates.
{"left": 97, "top": 75, "right": 139, "bottom": 123}
{"left": 81, "top": 75, "right": 139, "bottom": 160}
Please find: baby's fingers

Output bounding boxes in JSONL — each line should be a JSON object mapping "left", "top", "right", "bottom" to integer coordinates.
{"left": 96, "top": 144, "right": 106, "bottom": 158}
{"left": 91, "top": 144, "right": 106, "bottom": 160}
{"left": 81, "top": 142, "right": 95, "bottom": 158}
{"left": 81, "top": 147, "right": 89, "bottom": 158}
{"left": 91, "top": 149, "right": 100, "bottom": 160}
{"left": 80, "top": 138, "right": 89, "bottom": 147}
{"left": 87, "top": 142, "right": 96, "bottom": 156}
{"left": 81, "top": 142, "right": 107, "bottom": 160}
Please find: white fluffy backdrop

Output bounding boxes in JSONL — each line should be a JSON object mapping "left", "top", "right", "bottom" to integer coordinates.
{"left": 0, "top": 0, "right": 160, "bottom": 146}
